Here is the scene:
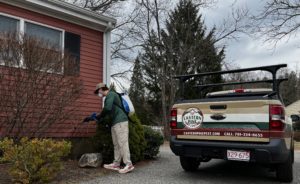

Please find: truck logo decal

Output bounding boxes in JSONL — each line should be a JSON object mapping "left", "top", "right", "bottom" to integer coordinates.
{"left": 182, "top": 108, "right": 203, "bottom": 129}
{"left": 210, "top": 114, "right": 226, "bottom": 120}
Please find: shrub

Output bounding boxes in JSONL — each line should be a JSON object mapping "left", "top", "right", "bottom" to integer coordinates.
{"left": 128, "top": 114, "right": 147, "bottom": 162}
{"left": 69, "top": 138, "right": 97, "bottom": 160}
{"left": 91, "top": 117, "right": 114, "bottom": 163}
{"left": 143, "top": 126, "right": 164, "bottom": 158}
{"left": 92, "top": 113, "right": 146, "bottom": 164}
{"left": 0, "top": 137, "right": 71, "bottom": 184}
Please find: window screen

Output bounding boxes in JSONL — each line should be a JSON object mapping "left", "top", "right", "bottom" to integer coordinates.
{"left": 64, "top": 32, "right": 80, "bottom": 75}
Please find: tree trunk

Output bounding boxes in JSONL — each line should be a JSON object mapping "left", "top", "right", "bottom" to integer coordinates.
{"left": 161, "top": 76, "right": 169, "bottom": 139}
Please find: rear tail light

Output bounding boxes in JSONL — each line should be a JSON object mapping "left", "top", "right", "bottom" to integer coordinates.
{"left": 170, "top": 108, "right": 177, "bottom": 129}
{"left": 269, "top": 105, "right": 285, "bottom": 131}
{"left": 234, "top": 89, "right": 244, "bottom": 93}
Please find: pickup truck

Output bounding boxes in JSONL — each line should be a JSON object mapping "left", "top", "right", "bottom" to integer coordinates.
{"left": 170, "top": 64, "right": 294, "bottom": 182}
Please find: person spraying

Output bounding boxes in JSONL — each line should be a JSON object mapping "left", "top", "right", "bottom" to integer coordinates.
{"left": 83, "top": 83, "right": 134, "bottom": 174}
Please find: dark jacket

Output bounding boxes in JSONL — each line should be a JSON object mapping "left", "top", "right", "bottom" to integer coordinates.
{"left": 98, "top": 90, "right": 128, "bottom": 126}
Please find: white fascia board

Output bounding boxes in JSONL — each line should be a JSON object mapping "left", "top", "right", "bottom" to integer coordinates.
{"left": 0, "top": 0, "right": 116, "bottom": 32}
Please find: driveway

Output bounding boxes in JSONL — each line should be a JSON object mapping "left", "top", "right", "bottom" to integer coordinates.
{"left": 82, "top": 143, "right": 300, "bottom": 184}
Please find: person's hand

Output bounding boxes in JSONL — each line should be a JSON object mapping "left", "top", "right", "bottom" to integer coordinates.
{"left": 91, "top": 112, "right": 97, "bottom": 120}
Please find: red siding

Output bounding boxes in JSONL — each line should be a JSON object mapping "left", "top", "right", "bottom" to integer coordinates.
{"left": 0, "top": 3, "right": 104, "bottom": 137}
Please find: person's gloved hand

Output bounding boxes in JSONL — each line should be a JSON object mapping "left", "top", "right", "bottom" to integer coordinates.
{"left": 90, "top": 112, "right": 97, "bottom": 121}
{"left": 83, "top": 113, "right": 98, "bottom": 123}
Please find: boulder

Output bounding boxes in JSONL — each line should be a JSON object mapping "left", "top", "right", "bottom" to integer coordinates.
{"left": 78, "top": 153, "right": 102, "bottom": 168}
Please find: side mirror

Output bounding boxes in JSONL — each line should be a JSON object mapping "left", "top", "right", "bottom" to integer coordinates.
{"left": 291, "top": 114, "right": 300, "bottom": 122}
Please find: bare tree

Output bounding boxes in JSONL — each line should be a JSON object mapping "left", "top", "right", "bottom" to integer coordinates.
{"left": 0, "top": 33, "right": 83, "bottom": 139}
{"left": 66, "top": 0, "right": 249, "bottom": 87}
{"left": 67, "top": 0, "right": 122, "bottom": 14}
{"left": 134, "top": 0, "right": 172, "bottom": 136}
{"left": 214, "top": 5, "right": 250, "bottom": 44}
{"left": 67, "top": 0, "right": 144, "bottom": 85}
{"left": 250, "top": 0, "right": 300, "bottom": 45}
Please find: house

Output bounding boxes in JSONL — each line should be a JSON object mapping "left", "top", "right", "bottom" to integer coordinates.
{"left": 0, "top": 0, "right": 116, "bottom": 137}
{"left": 286, "top": 100, "right": 300, "bottom": 116}
{"left": 286, "top": 100, "right": 300, "bottom": 140}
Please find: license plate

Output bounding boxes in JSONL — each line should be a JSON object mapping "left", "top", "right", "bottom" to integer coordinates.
{"left": 227, "top": 150, "right": 250, "bottom": 162}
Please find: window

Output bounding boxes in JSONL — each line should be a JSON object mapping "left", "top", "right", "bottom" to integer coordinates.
{"left": 0, "top": 15, "right": 20, "bottom": 66}
{"left": 25, "top": 22, "right": 62, "bottom": 50}
{"left": 0, "top": 14, "right": 19, "bottom": 33}
{"left": 64, "top": 32, "right": 81, "bottom": 75}
{"left": 24, "top": 22, "right": 63, "bottom": 72}
{"left": 0, "top": 13, "right": 81, "bottom": 75}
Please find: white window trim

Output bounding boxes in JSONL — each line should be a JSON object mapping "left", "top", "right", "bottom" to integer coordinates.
{"left": 0, "top": 12, "right": 21, "bottom": 23}
{"left": 0, "top": 12, "right": 65, "bottom": 38}
{"left": 0, "top": 12, "right": 65, "bottom": 72}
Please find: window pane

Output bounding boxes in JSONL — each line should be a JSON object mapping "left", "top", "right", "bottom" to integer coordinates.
{"left": 25, "top": 22, "right": 62, "bottom": 49}
{"left": 64, "top": 32, "right": 80, "bottom": 75}
{"left": 0, "top": 15, "right": 19, "bottom": 33}
{"left": 0, "top": 15, "right": 19, "bottom": 66}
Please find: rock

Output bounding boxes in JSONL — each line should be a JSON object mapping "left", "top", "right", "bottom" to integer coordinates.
{"left": 78, "top": 153, "right": 102, "bottom": 168}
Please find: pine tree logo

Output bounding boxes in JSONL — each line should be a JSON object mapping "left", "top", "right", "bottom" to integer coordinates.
{"left": 182, "top": 108, "right": 203, "bottom": 129}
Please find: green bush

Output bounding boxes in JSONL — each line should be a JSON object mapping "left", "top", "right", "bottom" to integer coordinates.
{"left": 68, "top": 138, "right": 97, "bottom": 160}
{"left": 91, "top": 116, "right": 114, "bottom": 163}
{"left": 0, "top": 137, "right": 71, "bottom": 184}
{"left": 92, "top": 113, "right": 146, "bottom": 164}
{"left": 128, "top": 114, "right": 147, "bottom": 162}
{"left": 143, "top": 126, "right": 164, "bottom": 158}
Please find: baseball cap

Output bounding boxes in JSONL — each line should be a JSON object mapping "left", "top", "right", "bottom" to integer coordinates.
{"left": 94, "top": 83, "right": 107, "bottom": 94}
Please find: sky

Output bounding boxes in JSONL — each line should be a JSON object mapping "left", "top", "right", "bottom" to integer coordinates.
{"left": 111, "top": 0, "right": 300, "bottom": 90}
{"left": 201, "top": 0, "right": 300, "bottom": 70}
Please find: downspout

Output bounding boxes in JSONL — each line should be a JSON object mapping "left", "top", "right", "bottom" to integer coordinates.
{"left": 103, "top": 21, "right": 114, "bottom": 86}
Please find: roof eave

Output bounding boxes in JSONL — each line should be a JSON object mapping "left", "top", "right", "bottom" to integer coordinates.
{"left": 0, "top": 0, "right": 116, "bottom": 32}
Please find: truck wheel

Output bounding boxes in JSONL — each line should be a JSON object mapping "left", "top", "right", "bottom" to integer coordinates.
{"left": 180, "top": 156, "right": 200, "bottom": 172}
{"left": 276, "top": 152, "right": 293, "bottom": 182}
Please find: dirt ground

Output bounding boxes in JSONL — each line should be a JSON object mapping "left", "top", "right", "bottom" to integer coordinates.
{"left": 0, "top": 163, "right": 10, "bottom": 184}
{"left": 0, "top": 158, "right": 153, "bottom": 184}
{"left": 0, "top": 160, "right": 108, "bottom": 184}
{"left": 51, "top": 161, "right": 107, "bottom": 184}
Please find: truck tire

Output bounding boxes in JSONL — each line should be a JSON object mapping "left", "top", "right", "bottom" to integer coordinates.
{"left": 276, "top": 152, "right": 293, "bottom": 182}
{"left": 180, "top": 156, "right": 200, "bottom": 172}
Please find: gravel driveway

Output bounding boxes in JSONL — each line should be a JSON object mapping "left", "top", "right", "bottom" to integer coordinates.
{"left": 82, "top": 143, "right": 300, "bottom": 184}
{"left": 81, "top": 144, "right": 178, "bottom": 184}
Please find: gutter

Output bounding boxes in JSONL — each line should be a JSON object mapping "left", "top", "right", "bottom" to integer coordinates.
{"left": 103, "top": 21, "right": 115, "bottom": 86}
